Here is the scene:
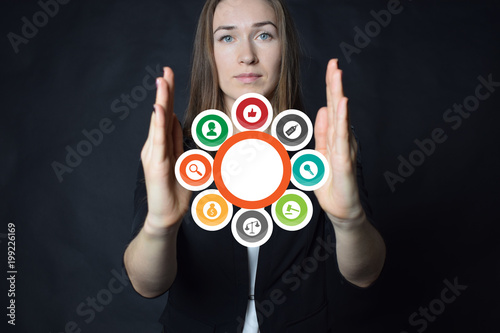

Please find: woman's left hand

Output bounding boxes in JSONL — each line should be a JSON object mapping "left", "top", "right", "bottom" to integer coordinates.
{"left": 314, "top": 59, "right": 365, "bottom": 227}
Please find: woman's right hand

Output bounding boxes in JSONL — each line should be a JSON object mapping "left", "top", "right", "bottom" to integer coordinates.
{"left": 140, "top": 67, "right": 191, "bottom": 234}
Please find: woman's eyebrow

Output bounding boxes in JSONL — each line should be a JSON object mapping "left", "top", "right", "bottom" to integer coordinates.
{"left": 252, "top": 21, "right": 277, "bottom": 29}
{"left": 213, "top": 21, "right": 277, "bottom": 34}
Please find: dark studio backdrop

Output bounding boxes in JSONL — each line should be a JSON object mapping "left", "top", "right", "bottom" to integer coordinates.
{"left": 1, "top": 0, "right": 499, "bottom": 332}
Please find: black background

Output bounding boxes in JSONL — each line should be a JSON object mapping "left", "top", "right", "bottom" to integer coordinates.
{"left": 2, "top": 0, "right": 499, "bottom": 332}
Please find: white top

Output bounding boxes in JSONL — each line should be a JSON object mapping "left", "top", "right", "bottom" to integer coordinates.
{"left": 242, "top": 246, "right": 260, "bottom": 333}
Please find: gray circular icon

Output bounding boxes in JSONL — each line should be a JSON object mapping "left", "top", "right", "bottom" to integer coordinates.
{"left": 235, "top": 210, "right": 269, "bottom": 243}
{"left": 276, "top": 114, "right": 308, "bottom": 147}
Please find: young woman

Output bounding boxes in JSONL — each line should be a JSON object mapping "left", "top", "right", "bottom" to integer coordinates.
{"left": 123, "top": 0, "right": 386, "bottom": 331}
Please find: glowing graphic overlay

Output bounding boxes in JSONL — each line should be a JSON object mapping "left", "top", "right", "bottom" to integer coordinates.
{"left": 192, "top": 109, "right": 233, "bottom": 151}
{"left": 175, "top": 150, "right": 214, "bottom": 191}
{"left": 191, "top": 190, "right": 233, "bottom": 231}
{"left": 213, "top": 131, "right": 291, "bottom": 209}
{"left": 231, "top": 93, "right": 273, "bottom": 132}
{"left": 272, "top": 109, "right": 313, "bottom": 151}
{"left": 290, "top": 150, "right": 329, "bottom": 191}
{"left": 231, "top": 209, "right": 273, "bottom": 247}
{"left": 271, "top": 190, "right": 313, "bottom": 231}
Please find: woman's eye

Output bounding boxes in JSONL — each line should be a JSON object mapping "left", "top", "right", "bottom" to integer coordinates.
{"left": 221, "top": 35, "right": 234, "bottom": 43}
{"left": 258, "top": 33, "right": 271, "bottom": 40}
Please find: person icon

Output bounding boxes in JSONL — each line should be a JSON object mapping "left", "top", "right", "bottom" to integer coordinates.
{"left": 206, "top": 121, "right": 217, "bottom": 136}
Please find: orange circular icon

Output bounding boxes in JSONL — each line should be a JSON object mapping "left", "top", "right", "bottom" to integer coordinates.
{"left": 196, "top": 194, "right": 228, "bottom": 226}
{"left": 175, "top": 150, "right": 214, "bottom": 191}
{"left": 191, "top": 190, "right": 233, "bottom": 231}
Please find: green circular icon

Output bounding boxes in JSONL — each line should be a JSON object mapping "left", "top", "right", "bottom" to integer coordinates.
{"left": 274, "top": 193, "right": 308, "bottom": 227}
{"left": 272, "top": 190, "right": 313, "bottom": 231}
{"left": 196, "top": 114, "right": 229, "bottom": 147}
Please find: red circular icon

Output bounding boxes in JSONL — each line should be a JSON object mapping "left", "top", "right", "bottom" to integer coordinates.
{"left": 213, "top": 131, "right": 291, "bottom": 209}
{"left": 179, "top": 153, "right": 212, "bottom": 186}
{"left": 235, "top": 97, "right": 269, "bottom": 130}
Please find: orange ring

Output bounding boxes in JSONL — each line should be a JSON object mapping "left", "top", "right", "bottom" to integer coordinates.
{"left": 213, "top": 131, "right": 291, "bottom": 209}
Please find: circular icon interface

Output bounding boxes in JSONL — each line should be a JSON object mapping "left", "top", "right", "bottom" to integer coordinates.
{"left": 290, "top": 150, "right": 329, "bottom": 191}
{"left": 272, "top": 110, "right": 313, "bottom": 151}
{"left": 174, "top": 93, "right": 329, "bottom": 247}
{"left": 231, "top": 209, "right": 273, "bottom": 247}
{"left": 175, "top": 150, "right": 214, "bottom": 191}
{"left": 192, "top": 110, "right": 232, "bottom": 151}
{"left": 272, "top": 190, "right": 313, "bottom": 231}
{"left": 243, "top": 104, "right": 262, "bottom": 124}
{"left": 231, "top": 93, "right": 273, "bottom": 132}
{"left": 192, "top": 190, "right": 233, "bottom": 231}
{"left": 213, "top": 131, "right": 291, "bottom": 209}
{"left": 281, "top": 200, "right": 301, "bottom": 219}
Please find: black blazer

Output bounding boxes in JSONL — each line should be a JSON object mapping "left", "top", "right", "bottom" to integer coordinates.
{"left": 127, "top": 134, "right": 376, "bottom": 333}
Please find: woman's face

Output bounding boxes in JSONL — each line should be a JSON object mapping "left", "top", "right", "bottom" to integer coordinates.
{"left": 213, "top": 0, "right": 281, "bottom": 111}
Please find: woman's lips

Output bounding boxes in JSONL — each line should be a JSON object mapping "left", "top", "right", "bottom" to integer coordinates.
{"left": 235, "top": 73, "right": 262, "bottom": 83}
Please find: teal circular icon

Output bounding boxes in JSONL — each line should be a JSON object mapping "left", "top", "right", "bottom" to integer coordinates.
{"left": 192, "top": 110, "right": 232, "bottom": 151}
{"left": 290, "top": 150, "right": 329, "bottom": 191}
{"left": 271, "top": 190, "right": 313, "bottom": 231}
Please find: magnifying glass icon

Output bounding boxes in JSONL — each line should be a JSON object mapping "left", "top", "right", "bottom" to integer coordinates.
{"left": 188, "top": 163, "right": 203, "bottom": 176}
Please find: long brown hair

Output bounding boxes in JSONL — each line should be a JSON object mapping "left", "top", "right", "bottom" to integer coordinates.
{"left": 183, "top": 0, "right": 304, "bottom": 139}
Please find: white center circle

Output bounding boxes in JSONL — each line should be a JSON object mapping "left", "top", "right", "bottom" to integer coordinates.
{"left": 186, "top": 161, "right": 206, "bottom": 181}
{"left": 201, "top": 120, "right": 222, "bottom": 140}
{"left": 281, "top": 200, "right": 301, "bottom": 219}
{"left": 203, "top": 201, "right": 222, "bottom": 220}
{"left": 243, "top": 217, "right": 262, "bottom": 236}
{"left": 283, "top": 121, "right": 302, "bottom": 140}
{"left": 220, "top": 139, "right": 283, "bottom": 201}
{"left": 243, "top": 105, "right": 262, "bottom": 123}
{"left": 299, "top": 161, "right": 317, "bottom": 180}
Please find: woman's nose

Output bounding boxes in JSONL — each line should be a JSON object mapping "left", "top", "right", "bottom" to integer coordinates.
{"left": 238, "top": 40, "right": 258, "bottom": 65}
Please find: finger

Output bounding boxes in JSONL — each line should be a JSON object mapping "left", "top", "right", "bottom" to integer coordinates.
{"left": 163, "top": 68, "right": 175, "bottom": 147}
{"left": 142, "top": 110, "right": 156, "bottom": 160}
{"left": 331, "top": 70, "right": 344, "bottom": 137}
{"left": 326, "top": 59, "right": 345, "bottom": 145}
{"left": 152, "top": 103, "right": 167, "bottom": 162}
{"left": 314, "top": 107, "right": 329, "bottom": 156}
{"left": 325, "top": 59, "right": 337, "bottom": 131}
{"left": 164, "top": 67, "right": 175, "bottom": 116}
{"left": 172, "top": 114, "right": 184, "bottom": 160}
{"left": 334, "top": 97, "right": 350, "bottom": 157}
{"left": 155, "top": 77, "right": 168, "bottom": 111}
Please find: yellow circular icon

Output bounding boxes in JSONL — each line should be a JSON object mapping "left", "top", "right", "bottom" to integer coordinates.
{"left": 191, "top": 190, "right": 233, "bottom": 231}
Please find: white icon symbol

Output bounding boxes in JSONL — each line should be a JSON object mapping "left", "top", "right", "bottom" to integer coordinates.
{"left": 243, "top": 217, "right": 262, "bottom": 236}
{"left": 202, "top": 120, "right": 222, "bottom": 139}
{"left": 187, "top": 161, "right": 206, "bottom": 180}
{"left": 299, "top": 162, "right": 317, "bottom": 180}
{"left": 283, "top": 121, "right": 302, "bottom": 139}
{"left": 243, "top": 105, "right": 262, "bottom": 123}
{"left": 203, "top": 201, "right": 222, "bottom": 220}
{"left": 281, "top": 201, "right": 301, "bottom": 219}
